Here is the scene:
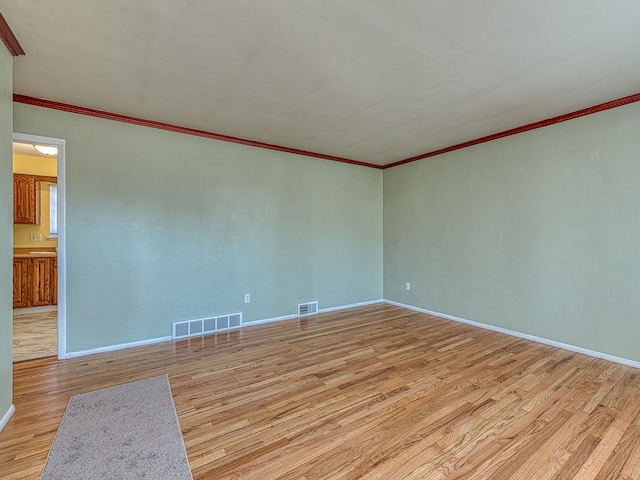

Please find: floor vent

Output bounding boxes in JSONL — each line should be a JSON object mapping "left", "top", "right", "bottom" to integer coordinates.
{"left": 172, "top": 312, "right": 242, "bottom": 339}
{"left": 298, "top": 301, "right": 318, "bottom": 316}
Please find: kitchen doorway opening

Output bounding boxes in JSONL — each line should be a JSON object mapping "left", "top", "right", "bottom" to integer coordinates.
{"left": 12, "top": 133, "right": 66, "bottom": 361}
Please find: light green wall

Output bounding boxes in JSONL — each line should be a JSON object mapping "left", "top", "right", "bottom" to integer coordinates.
{"left": 384, "top": 102, "right": 640, "bottom": 362}
{"left": 0, "top": 46, "right": 13, "bottom": 423}
{"left": 12, "top": 87, "right": 640, "bottom": 365}
{"left": 14, "top": 104, "right": 383, "bottom": 353}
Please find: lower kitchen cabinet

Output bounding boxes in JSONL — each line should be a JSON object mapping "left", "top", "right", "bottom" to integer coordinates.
{"left": 13, "top": 256, "right": 58, "bottom": 308}
{"left": 12, "top": 258, "right": 30, "bottom": 308}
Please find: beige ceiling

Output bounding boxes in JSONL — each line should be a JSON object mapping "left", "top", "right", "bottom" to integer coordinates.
{"left": 2, "top": 1, "right": 640, "bottom": 166}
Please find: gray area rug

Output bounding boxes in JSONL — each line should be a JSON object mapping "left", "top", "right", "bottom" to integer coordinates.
{"left": 40, "top": 374, "right": 193, "bottom": 480}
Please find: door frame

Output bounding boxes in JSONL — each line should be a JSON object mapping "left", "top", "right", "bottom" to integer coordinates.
{"left": 12, "top": 132, "right": 66, "bottom": 359}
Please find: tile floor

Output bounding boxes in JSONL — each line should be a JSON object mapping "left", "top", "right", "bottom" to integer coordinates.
{"left": 13, "top": 310, "right": 57, "bottom": 362}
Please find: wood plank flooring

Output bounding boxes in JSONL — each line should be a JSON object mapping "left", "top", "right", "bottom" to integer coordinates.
{"left": 12, "top": 310, "right": 57, "bottom": 362}
{"left": 2, "top": 303, "right": 640, "bottom": 479}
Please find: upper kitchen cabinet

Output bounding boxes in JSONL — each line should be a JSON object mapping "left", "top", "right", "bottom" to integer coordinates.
{"left": 14, "top": 174, "right": 38, "bottom": 224}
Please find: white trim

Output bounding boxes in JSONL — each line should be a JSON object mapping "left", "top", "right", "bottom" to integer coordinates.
{"left": 0, "top": 404, "right": 15, "bottom": 432}
{"left": 64, "top": 336, "right": 172, "bottom": 359}
{"left": 384, "top": 300, "right": 640, "bottom": 369}
{"left": 318, "top": 299, "right": 384, "bottom": 314}
{"left": 64, "top": 300, "right": 384, "bottom": 358}
{"left": 13, "top": 132, "right": 67, "bottom": 360}
{"left": 244, "top": 299, "right": 384, "bottom": 326}
{"left": 244, "top": 313, "right": 298, "bottom": 326}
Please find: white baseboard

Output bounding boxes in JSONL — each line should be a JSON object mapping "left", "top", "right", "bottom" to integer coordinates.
{"left": 64, "top": 336, "right": 172, "bottom": 359}
{"left": 244, "top": 299, "right": 385, "bottom": 327}
{"left": 63, "top": 299, "right": 385, "bottom": 358}
{"left": 0, "top": 404, "right": 15, "bottom": 433}
{"left": 318, "top": 299, "right": 384, "bottom": 314}
{"left": 244, "top": 313, "right": 298, "bottom": 326}
{"left": 385, "top": 300, "right": 640, "bottom": 369}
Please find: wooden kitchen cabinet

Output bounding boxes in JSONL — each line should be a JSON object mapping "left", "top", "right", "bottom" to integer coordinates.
{"left": 12, "top": 258, "right": 30, "bottom": 308}
{"left": 32, "top": 257, "right": 54, "bottom": 306}
{"left": 13, "top": 174, "right": 38, "bottom": 224}
{"left": 12, "top": 256, "right": 58, "bottom": 308}
{"left": 52, "top": 257, "right": 58, "bottom": 305}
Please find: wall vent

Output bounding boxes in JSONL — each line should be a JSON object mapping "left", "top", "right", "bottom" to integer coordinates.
{"left": 298, "top": 301, "right": 318, "bottom": 316}
{"left": 172, "top": 312, "right": 242, "bottom": 339}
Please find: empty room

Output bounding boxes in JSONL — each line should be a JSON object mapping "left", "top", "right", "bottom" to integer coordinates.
{"left": 1, "top": 2, "right": 640, "bottom": 479}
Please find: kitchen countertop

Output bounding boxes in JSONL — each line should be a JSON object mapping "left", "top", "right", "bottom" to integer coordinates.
{"left": 13, "top": 247, "right": 58, "bottom": 258}
{"left": 14, "top": 252, "right": 58, "bottom": 258}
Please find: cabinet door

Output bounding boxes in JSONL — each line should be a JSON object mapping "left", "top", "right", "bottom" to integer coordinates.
{"left": 32, "top": 257, "right": 53, "bottom": 306}
{"left": 13, "top": 258, "right": 31, "bottom": 308}
{"left": 14, "top": 174, "right": 38, "bottom": 224}
{"left": 52, "top": 257, "right": 58, "bottom": 305}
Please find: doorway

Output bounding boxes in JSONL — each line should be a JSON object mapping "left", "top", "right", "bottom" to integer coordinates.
{"left": 12, "top": 133, "right": 66, "bottom": 361}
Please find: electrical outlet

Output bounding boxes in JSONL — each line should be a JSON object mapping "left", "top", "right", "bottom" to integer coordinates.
{"left": 30, "top": 233, "right": 42, "bottom": 242}
{"left": 405, "top": 282, "right": 411, "bottom": 291}
{"left": 244, "top": 294, "right": 251, "bottom": 303}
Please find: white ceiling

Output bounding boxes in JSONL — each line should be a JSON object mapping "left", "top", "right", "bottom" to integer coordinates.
{"left": 12, "top": 141, "right": 57, "bottom": 158}
{"left": 2, "top": 1, "right": 640, "bottom": 166}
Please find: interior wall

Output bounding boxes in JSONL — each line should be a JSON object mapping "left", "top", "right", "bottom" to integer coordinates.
{"left": 384, "top": 101, "right": 640, "bottom": 362}
{"left": 14, "top": 103, "right": 383, "bottom": 354}
{"left": 0, "top": 46, "right": 14, "bottom": 427}
{"left": 13, "top": 153, "right": 57, "bottom": 176}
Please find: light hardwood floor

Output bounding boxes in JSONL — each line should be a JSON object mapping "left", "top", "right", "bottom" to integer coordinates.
{"left": 12, "top": 310, "right": 57, "bottom": 362}
{"left": 2, "top": 303, "right": 640, "bottom": 479}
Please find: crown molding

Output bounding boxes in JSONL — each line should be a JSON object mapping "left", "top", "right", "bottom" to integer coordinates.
{"left": 0, "top": 11, "right": 25, "bottom": 56}
{"left": 385, "top": 92, "right": 640, "bottom": 169}
{"left": 13, "top": 94, "right": 383, "bottom": 170}
{"left": 14, "top": 91, "right": 640, "bottom": 170}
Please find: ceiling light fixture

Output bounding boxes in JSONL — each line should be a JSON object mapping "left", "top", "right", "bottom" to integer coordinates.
{"left": 34, "top": 144, "right": 58, "bottom": 155}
